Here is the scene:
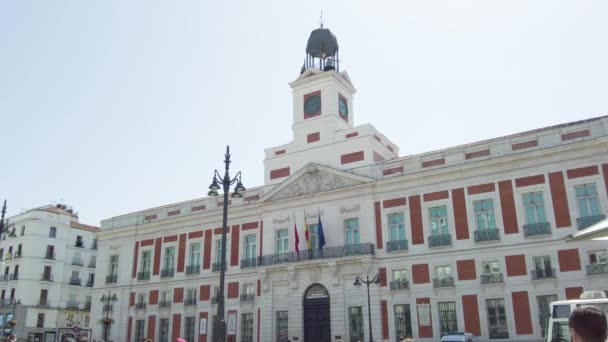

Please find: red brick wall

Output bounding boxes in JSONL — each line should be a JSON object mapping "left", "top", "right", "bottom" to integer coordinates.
{"left": 549, "top": 172, "right": 572, "bottom": 228}
{"left": 174, "top": 288, "right": 183, "bottom": 303}
{"left": 416, "top": 297, "right": 433, "bottom": 338}
{"left": 562, "top": 129, "right": 589, "bottom": 141}
{"left": 188, "top": 231, "right": 204, "bottom": 239}
{"left": 567, "top": 165, "right": 599, "bottom": 179}
{"left": 199, "top": 312, "right": 208, "bottom": 342}
{"left": 242, "top": 221, "right": 259, "bottom": 231}
{"left": 383, "top": 166, "right": 403, "bottom": 176}
{"left": 457, "top": 259, "right": 477, "bottom": 280}
{"left": 512, "top": 291, "right": 533, "bottom": 334}
{"left": 409, "top": 195, "right": 424, "bottom": 245}
{"left": 227, "top": 282, "right": 239, "bottom": 299}
{"left": 374, "top": 202, "right": 383, "bottom": 249}
{"left": 467, "top": 183, "right": 495, "bottom": 195}
{"left": 412, "top": 264, "right": 430, "bottom": 284}
{"left": 147, "top": 315, "right": 156, "bottom": 339}
{"left": 383, "top": 197, "right": 406, "bottom": 208}
{"left": 163, "top": 235, "right": 178, "bottom": 243}
{"left": 127, "top": 317, "right": 132, "bottom": 342}
{"left": 307, "top": 132, "right": 320, "bottom": 143}
{"left": 257, "top": 279, "right": 261, "bottom": 296}
{"left": 132, "top": 241, "right": 139, "bottom": 278}
{"left": 381, "top": 300, "right": 389, "bottom": 339}
{"left": 259, "top": 221, "right": 263, "bottom": 257}
{"left": 505, "top": 255, "right": 527, "bottom": 276}
{"left": 465, "top": 149, "right": 490, "bottom": 159}
{"left": 341, "top": 151, "right": 364, "bottom": 164}
{"left": 602, "top": 164, "right": 608, "bottom": 197}
{"left": 172, "top": 314, "right": 181, "bottom": 342}
{"left": 423, "top": 190, "right": 449, "bottom": 202}
{"left": 270, "top": 167, "right": 290, "bottom": 180}
{"left": 141, "top": 239, "right": 154, "bottom": 247}
{"left": 498, "top": 180, "right": 519, "bottom": 234}
{"left": 203, "top": 229, "right": 212, "bottom": 270}
{"left": 462, "top": 295, "right": 481, "bottom": 335}
{"left": 558, "top": 248, "right": 581, "bottom": 272}
{"left": 149, "top": 290, "right": 159, "bottom": 305}
{"left": 378, "top": 268, "right": 387, "bottom": 287}
{"left": 129, "top": 292, "right": 135, "bottom": 306}
{"left": 515, "top": 174, "right": 545, "bottom": 187}
{"left": 512, "top": 139, "right": 538, "bottom": 150}
{"left": 452, "top": 188, "right": 470, "bottom": 240}
{"left": 422, "top": 158, "right": 444, "bottom": 168}
{"left": 200, "top": 285, "right": 210, "bottom": 301}
{"left": 345, "top": 132, "right": 358, "bottom": 138}
{"left": 153, "top": 238, "right": 162, "bottom": 276}
{"left": 230, "top": 225, "right": 240, "bottom": 267}
{"left": 566, "top": 287, "right": 584, "bottom": 299}
{"left": 177, "top": 234, "right": 187, "bottom": 273}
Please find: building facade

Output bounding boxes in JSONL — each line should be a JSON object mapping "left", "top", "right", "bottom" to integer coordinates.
{"left": 0, "top": 204, "right": 99, "bottom": 341}
{"left": 92, "top": 27, "right": 608, "bottom": 342}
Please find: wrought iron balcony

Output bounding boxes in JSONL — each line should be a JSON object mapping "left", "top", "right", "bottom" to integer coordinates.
{"left": 68, "top": 278, "right": 82, "bottom": 286}
{"left": 531, "top": 268, "right": 556, "bottom": 280}
{"left": 160, "top": 268, "right": 174, "bottom": 278}
{"left": 489, "top": 330, "right": 509, "bottom": 339}
{"left": 41, "top": 273, "right": 54, "bottom": 282}
{"left": 86, "top": 280, "right": 94, "bottom": 287}
{"left": 37, "top": 300, "right": 50, "bottom": 307}
{"left": 135, "top": 302, "right": 147, "bottom": 310}
{"left": 103, "top": 304, "right": 113, "bottom": 312}
{"left": 386, "top": 240, "right": 408, "bottom": 252}
{"left": 159, "top": 300, "right": 171, "bottom": 308}
{"left": 211, "top": 296, "right": 219, "bottom": 304}
{"left": 0, "top": 275, "right": 8, "bottom": 282}
{"left": 577, "top": 215, "right": 605, "bottom": 230}
{"left": 240, "top": 258, "right": 257, "bottom": 269}
{"left": 137, "top": 271, "right": 150, "bottom": 280}
{"left": 45, "top": 252, "right": 55, "bottom": 260}
{"left": 184, "top": 297, "right": 197, "bottom": 306}
{"left": 72, "top": 259, "right": 83, "bottom": 267}
{"left": 433, "top": 276, "right": 455, "bottom": 288}
{"left": 474, "top": 229, "right": 500, "bottom": 243}
{"left": 0, "top": 298, "right": 18, "bottom": 306}
{"left": 212, "top": 262, "right": 227, "bottom": 272}
{"left": 389, "top": 280, "right": 410, "bottom": 290}
{"left": 75, "top": 242, "right": 84, "bottom": 248}
{"left": 586, "top": 263, "right": 608, "bottom": 275}
{"left": 428, "top": 234, "right": 452, "bottom": 248}
{"left": 13, "top": 251, "right": 22, "bottom": 259}
{"left": 481, "top": 273, "right": 504, "bottom": 284}
{"left": 88, "top": 262, "right": 96, "bottom": 268}
{"left": 257, "top": 243, "right": 375, "bottom": 267}
{"left": 240, "top": 293, "right": 255, "bottom": 302}
{"left": 523, "top": 222, "right": 551, "bottom": 237}
{"left": 105, "top": 275, "right": 118, "bottom": 284}
{"left": 66, "top": 301, "right": 80, "bottom": 310}
{"left": 84, "top": 302, "right": 91, "bottom": 310}
{"left": 9, "top": 273, "right": 18, "bottom": 281}
{"left": 186, "top": 265, "right": 200, "bottom": 275}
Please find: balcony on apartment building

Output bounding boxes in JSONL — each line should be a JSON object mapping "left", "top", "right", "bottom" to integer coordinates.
{"left": 88, "top": 260, "right": 96, "bottom": 268}
{"left": 577, "top": 215, "right": 605, "bottom": 230}
{"left": 185, "top": 265, "right": 200, "bottom": 275}
{"left": 105, "top": 275, "right": 118, "bottom": 284}
{"left": 433, "top": 276, "right": 455, "bottom": 288}
{"left": 240, "top": 293, "right": 255, "bottom": 302}
{"left": 9, "top": 273, "right": 18, "bottom": 281}
{"left": 66, "top": 301, "right": 80, "bottom": 310}
{"left": 481, "top": 273, "right": 504, "bottom": 284}
{"left": 135, "top": 302, "right": 147, "bottom": 310}
{"left": 386, "top": 240, "right": 408, "bottom": 253}
{"left": 428, "top": 234, "right": 452, "bottom": 248}
{"left": 72, "top": 259, "right": 83, "bottom": 267}
{"left": 240, "top": 258, "right": 257, "bottom": 269}
{"left": 474, "top": 229, "right": 500, "bottom": 243}
{"left": 159, "top": 300, "right": 171, "bottom": 308}
{"left": 0, "top": 299, "right": 18, "bottom": 307}
{"left": 41, "top": 273, "right": 54, "bottom": 282}
{"left": 75, "top": 241, "right": 84, "bottom": 248}
{"left": 84, "top": 301, "right": 91, "bottom": 310}
{"left": 257, "top": 243, "right": 375, "bottom": 267}
{"left": 531, "top": 268, "right": 556, "bottom": 280}
{"left": 37, "top": 300, "right": 50, "bottom": 307}
{"left": 0, "top": 274, "right": 8, "bottom": 282}
{"left": 184, "top": 297, "right": 197, "bottom": 306}
{"left": 586, "top": 263, "right": 608, "bottom": 275}
{"left": 137, "top": 272, "right": 150, "bottom": 281}
{"left": 212, "top": 263, "right": 226, "bottom": 272}
{"left": 389, "top": 280, "right": 410, "bottom": 291}
{"left": 161, "top": 268, "right": 175, "bottom": 278}
{"left": 13, "top": 251, "right": 22, "bottom": 259}
{"left": 69, "top": 278, "right": 82, "bottom": 286}
{"left": 523, "top": 222, "right": 551, "bottom": 237}
{"left": 86, "top": 279, "right": 94, "bottom": 287}
{"left": 44, "top": 251, "right": 55, "bottom": 260}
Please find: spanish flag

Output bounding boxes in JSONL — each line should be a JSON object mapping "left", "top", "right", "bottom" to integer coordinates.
{"left": 304, "top": 214, "right": 311, "bottom": 249}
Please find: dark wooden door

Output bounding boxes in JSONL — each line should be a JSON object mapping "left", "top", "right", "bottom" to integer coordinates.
{"left": 304, "top": 298, "right": 331, "bottom": 342}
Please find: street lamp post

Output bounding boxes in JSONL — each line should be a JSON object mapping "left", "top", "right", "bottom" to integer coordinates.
{"left": 354, "top": 273, "right": 382, "bottom": 342}
{"left": 0, "top": 200, "right": 16, "bottom": 242}
{"left": 100, "top": 292, "right": 118, "bottom": 341}
{"left": 207, "top": 146, "right": 246, "bottom": 342}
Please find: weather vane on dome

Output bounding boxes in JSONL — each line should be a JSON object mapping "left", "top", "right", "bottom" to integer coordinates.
{"left": 320, "top": 11, "right": 324, "bottom": 28}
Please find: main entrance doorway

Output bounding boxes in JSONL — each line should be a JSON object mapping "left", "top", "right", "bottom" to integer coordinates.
{"left": 303, "top": 284, "right": 331, "bottom": 342}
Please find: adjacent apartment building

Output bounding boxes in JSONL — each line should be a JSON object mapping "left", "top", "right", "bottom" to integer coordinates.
{"left": 91, "top": 26, "right": 608, "bottom": 342}
{"left": 0, "top": 204, "right": 99, "bottom": 341}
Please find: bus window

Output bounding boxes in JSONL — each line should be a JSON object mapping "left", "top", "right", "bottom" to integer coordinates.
{"left": 551, "top": 321, "right": 569, "bottom": 342}
{"left": 552, "top": 304, "right": 571, "bottom": 319}
{"left": 576, "top": 303, "right": 608, "bottom": 314}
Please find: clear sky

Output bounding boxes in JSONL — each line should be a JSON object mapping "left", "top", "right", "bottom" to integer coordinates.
{"left": 1, "top": 0, "right": 607, "bottom": 225}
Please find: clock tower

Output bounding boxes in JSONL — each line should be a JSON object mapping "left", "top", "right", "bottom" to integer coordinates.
{"left": 263, "top": 26, "right": 399, "bottom": 185}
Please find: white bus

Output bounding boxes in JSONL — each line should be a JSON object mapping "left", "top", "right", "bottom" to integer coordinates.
{"left": 547, "top": 292, "right": 608, "bottom": 342}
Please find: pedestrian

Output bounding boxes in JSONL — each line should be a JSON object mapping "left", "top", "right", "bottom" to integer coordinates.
{"left": 569, "top": 305, "right": 607, "bottom": 342}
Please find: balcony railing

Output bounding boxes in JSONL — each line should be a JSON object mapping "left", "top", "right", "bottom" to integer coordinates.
{"left": 13, "top": 251, "right": 22, "bottom": 259}
{"left": 0, "top": 299, "right": 18, "bottom": 306}
{"left": 212, "top": 262, "right": 226, "bottom": 272}
{"left": 9, "top": 273, "right": 18, "bottom": 281}
{"left": 86, "top": 280, "right": 94, "bottom": 287}
{"left": 184, "top": 297, "right": 197, "bottom": 306}
{"left": 84, "top": 302, "right": 91, "bottom": 310}
{"left": 66, "top": 301, "right": 80, "bottom": 310}
{"left": 75, "top": 242, "right": 84, "bottom": 248}
{"left": 103, "top": 304, "right": 113, "bottom": 312}
{"left": 577, "top": 215, "right": 606, "bottom": 230}
{"left": 69, "top": 278, "right": 82, "bottom": 286}
{"left": 523, "top": 222, "right": 551, "bottom": 237}
{"left": 88, "top": 262, "right": 96, "bottom": 268}
{"left": 72, "top": 259, "right": 83, "bottom": 267}
{"left": 41, "top": 274, "right": 54, "bottom": 282}
{"left": 45, "top": 252, "right": 55, "bottom": 260}
{"left": 257, "top": 243, "right": 375, "bottom": 267}
{"left": 489, "top": 330, "right": 509, "bottom": 339}
{"left": 481, "top": 273, "right": 504, "bottom": 284}
{"left": 531, "top": 268, "right": 556, "bottom": 280}
{"left": 586, "top": 263, "right": 608, "bottom": 275}
{"left": 211, "top": 296, "right": 219, "bottom": 304}
{"left": 474, "top": 229, "right": 500, "bottom": 243}
{"left": 240, "top": 293, "right": 255, "bottom": 302}
{"left": 386, "top": 240, "right": 408, "bottom": 252}
{"left": 433, "top": 277, "right": 455, "bottom": 288}
{"left": 186, "top": 265, "right": 200, "bottom": 275}
{"left": 389, "top": 280, "right": 410, "bottom": 291}
{"left": 428, "top": 234, "right": 452, "bottom": 248}
{"left": 159, "top": 300, "right": 171, "bottom": 308}
{"left": 137, "top": 272, "right": 150, "bottom": 280}
{"left": 240, "top": 258, "right": 257, "bottom": 269}
{"left": 0, "top": 275, "right": 8, "bottom": 282}
{"left": 37, "top": 300, "right": 50, "bottom": 307}
{"left": 135, "top": 302, "right": 147, "bottom": 310}
{"left": 160, "top": 268, "right": 175, "bottom": 278}
{"left": 105, "top": 275, "right": 118, "bottom": 284}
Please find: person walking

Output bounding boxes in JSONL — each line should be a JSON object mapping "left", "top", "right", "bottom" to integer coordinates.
{"left": 568, "top": 305, "right": 607, "bottom": 342}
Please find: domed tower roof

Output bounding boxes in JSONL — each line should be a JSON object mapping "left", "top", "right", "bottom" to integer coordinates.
{"left": 306, "top": 27, "right": 339, "bottom": 58}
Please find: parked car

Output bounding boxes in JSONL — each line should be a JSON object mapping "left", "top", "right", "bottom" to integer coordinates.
{"left": 440, "top": 332, "right": 475, "bottom": 342}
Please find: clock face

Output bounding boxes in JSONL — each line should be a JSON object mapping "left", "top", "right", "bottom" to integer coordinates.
{"left": 304, "top": 95, "right": 321, "bottom": 115}
{"left": 338, "top": 97, "right": 348, "bottom": 119}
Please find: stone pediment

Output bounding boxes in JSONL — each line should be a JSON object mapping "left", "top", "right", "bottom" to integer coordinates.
{"left": 261, "top": 164, "right": 373, "bottom": 202}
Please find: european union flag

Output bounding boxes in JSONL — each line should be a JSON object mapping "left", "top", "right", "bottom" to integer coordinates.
{"left": 317, "top": 214, "right": 326, "bottom": 249}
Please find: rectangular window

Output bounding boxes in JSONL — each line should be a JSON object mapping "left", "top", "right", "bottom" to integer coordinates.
{"left": 46, "top": 245, "right": 54, "bottom": 259}
{"left": 276, "top": 311, "right": 288, "bottom": 342}
{"left": 89, "top": 255, "right": 96, "bottom": 268}
{"left": 20, "top": 226, "right": 25, "bottom": 236}
{"left": 84, "top": 314, "right": 90, "bottom": 328}
{"left": 474, "top": 199, "right": 496, "bottom": 230}
{"left": 72, "top": 252, "right": 82, "bottom": 265}
{"left": 394, "top": 304, "right": 413, "bottom": 340}
{"left": 532, "top": 256, "right": 553, "bottom": 278}
{"left": 185, "top": 316, "right": 196, "bottom": 342}
{"left": 438, "top": 301, "right": 458, "bottom": 336}
{"left": 215, "top": 240, "right": 222, "bottom": 264}
{"left": 393, "top": 269, "right": 408, "bottom": 282}
{"left": 482, "top": 261, "right": 500, "bottom": 274}
{"left": 243, "top": 283, "right": 254, "bottom": 295}
{"left": 241, "top": 313, "right": 254, "bottom": 342}
{"left": 348, "top": 306, "right": 364, "bottom": 342}
{"left": 189, "top": 243, "right": 201, "bottom": 267}
{"left": 486, "top": 298, "right": 509, "bottom": 339}
{"left": 39, "top": 289, "right": 48, "bottom": 306}
{"left": 37, "top": 313, "right": 44, "bottom": 328}
{"left": 160, "top": 290, "right": 171, "bottom": 303}
{"left": 76, "top": 235, "right": 83, "bottom": 247}
{"left": 109, "top": 255, "right": 119, "bottom": 276}
{"left": 244, "top": 235, "right": 256, "bottom": 260}
{"left": 344, "top": 218, "right": 360, "bottom": 245}
{"left": 186, "top": 289, "right": 197, "bottom": 301}
{"left": 159, "top": 318, "right": 170, "bottom": 342}
{"left": 43, "top": 266, "right": 52, "bottom": 281}
{"left": 435, "top": 265, "right": 452, "bottom": 279}
{"left": 523, "top": 192, "right": 546, "bottom": 224}
{"left": 92, "top": 238, "right": 97, "bottom": 250}
{"left": 134, "top": 320, "right": 145, "bottom": 342}
{"left": 576, "top": 184, "right": 601, "bottom": 217}
{"left": 537, "top": 294, "right": 558, "bottom": 338}
{"left": 275, "top": 229, "right": 289, "bottom": 254}
{"left": 388, "top": 213, "right": 406, "bottom": 241}
{"left": 49, "top": 227, "right": 56, "bottom": 238}
{"left": 429, "top": 206, "right": 449, "bottom": 235}
{"left": 137, "top": 294, "right": 146, "bottom": 304}
{"left": 71, "top": 271, "right": 79, "bottom": 280}
{"left": 589, "top": 250, "right": 608, "bottom": 264}
{"left": 164, "top": 247, "right": 175, "bottom": 270}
